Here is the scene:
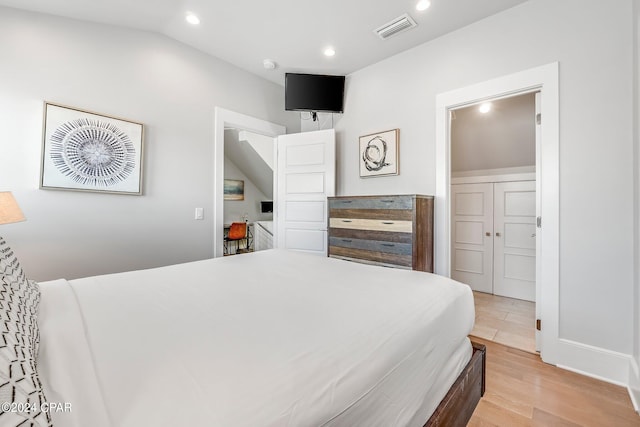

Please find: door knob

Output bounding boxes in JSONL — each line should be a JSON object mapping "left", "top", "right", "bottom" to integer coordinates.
{"left": 495, "top": 232, "right": 501, "bottom": 237}
{"left": 485, "top": 232, "right": 491, "bottom": 237}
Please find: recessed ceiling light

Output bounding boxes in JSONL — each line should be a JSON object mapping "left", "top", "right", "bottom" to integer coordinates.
{"left": 416, "top": 0, "right": 431, "bottom": 11}
{"left": 185, "top": 12, "right": 200, "bottom": 25}
{"left": 324, "top": 47, "right": 336, "bottom": 57}
{"left": 479, "top": 103, "right": 492, "bottom": 114}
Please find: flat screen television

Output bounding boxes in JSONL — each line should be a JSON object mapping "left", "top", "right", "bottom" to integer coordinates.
{"left": 285, "top": 73, "right": 345, "bottom": 113}
{"left": 260, "top": 201, "right": 273, "bottom": 213}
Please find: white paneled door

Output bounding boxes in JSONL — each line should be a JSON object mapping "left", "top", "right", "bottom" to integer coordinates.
{"left": 451, "top": 180, "right": 536, "bottom": 302}
{"left": 493, "top": 181, "right": 536, "bottom": 301}
{"left": 451, "top": 183, "right": 494, "bottom": 293}
{"left": 276, "top": 129, "right": 335, "bottom": 255}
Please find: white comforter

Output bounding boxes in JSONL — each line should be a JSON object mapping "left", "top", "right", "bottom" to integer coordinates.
{"left": 37, "top": 249, "right": 474, "bottom": 427}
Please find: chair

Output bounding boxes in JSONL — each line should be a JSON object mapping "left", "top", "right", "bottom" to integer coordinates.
{"left": 224, "top": 222, "right": 247, "bottom": 255}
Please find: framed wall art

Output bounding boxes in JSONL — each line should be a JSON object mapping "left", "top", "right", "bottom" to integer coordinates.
{"left": 359, "top": 129, "right": 399, "bottom": 178}
{"left": 224, "top": 179, "right": 244, "bottom": 201}
{"left": 40, "top": 102, "right": 144, "bottom": 195}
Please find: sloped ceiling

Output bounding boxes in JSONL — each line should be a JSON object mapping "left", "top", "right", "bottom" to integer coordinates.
{"left": 451, "top": 92, "right": 536, "bottom": 173}
{"left": 0, "top": 0, "right": 528, "bottom": 84}
{"left": 224, "top": 129, "right": 273, "bottom": 198}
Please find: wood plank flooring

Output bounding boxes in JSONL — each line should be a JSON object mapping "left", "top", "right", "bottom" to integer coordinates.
{"left": 468, "top": 338, "right": 639, "bottom": 426}
{"left": 470, "top": 291, "right": 536, "bottom": 354}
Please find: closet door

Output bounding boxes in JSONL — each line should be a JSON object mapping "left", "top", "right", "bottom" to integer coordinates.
{"left": 493, "top": 181, "right": 536, "bottom": 301}
{"left": 451, "top": 183, "right": 493, "bottom": 293}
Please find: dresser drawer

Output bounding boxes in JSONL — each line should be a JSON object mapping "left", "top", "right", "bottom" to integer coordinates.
{"left": 329, "top": 246, "right": 412, "bottom": 268}
{"left": 329, "top": 208, "right": 412, "bottom": 221}
{"left": 329, "top": 196, "right": 413, "bottom": 210}
{"left": 329, "top": 237, "right": 412, "bottom": 256}
{"left": 329, "top": 217, "right": 412, "bottom": 233}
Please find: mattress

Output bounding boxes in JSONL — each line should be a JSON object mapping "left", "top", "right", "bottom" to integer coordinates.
{"left": 36, "top": 249, "right": 475, "bottom": 427}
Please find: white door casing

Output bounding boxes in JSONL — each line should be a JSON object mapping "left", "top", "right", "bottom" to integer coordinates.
{"left": 451, "top": 183, "right": 494, "bottom": 293}
{"left": 534, "top": 91, "right": 542, "bottom": 351}
{"left": 276, "top": 129, "right": 335, "bottom": 255}
{"left": 435, "top": 62, "right": 559, "bottom": 363}
{"left": 493, "top": 181, "right": 536, "bottom": 301}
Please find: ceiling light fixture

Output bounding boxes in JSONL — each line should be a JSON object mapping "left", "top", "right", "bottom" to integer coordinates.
{"left": 185, "top": 12, "right": 200, "bottom": 25}
{"left": 324, "top": 47, "right": 336, "bottom": 57}
{"left": 416, "top": 0, "right": 431, "bottom": 11}
{"left": 479, "top": 103, "right": 492, "bottom": 114}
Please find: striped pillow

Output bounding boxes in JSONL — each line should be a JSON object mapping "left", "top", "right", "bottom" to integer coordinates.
{"left": 0, "top": 237, "right": 52, "bottom": 426}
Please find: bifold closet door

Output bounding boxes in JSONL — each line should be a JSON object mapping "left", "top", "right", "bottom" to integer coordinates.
{"left": 451, "top": 183, "right": 493, "bottom": 293}
{"left": 493, "top": 181, "right": 536, "bottom": 301}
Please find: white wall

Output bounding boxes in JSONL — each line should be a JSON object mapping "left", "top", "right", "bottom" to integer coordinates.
{"left": 223, "top": 157, "right": 271, "bottom": 225}
{"left": 0, "top": 6, "right": 299, "bottom": 281}
{"left": 300, "top": 112, "right": 336, "bottom": 132}
{"left": 336, "top": 0, "right": 634, "bottom": 357}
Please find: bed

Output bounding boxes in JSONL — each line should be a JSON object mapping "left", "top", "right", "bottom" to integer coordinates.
{"left": 1, "top": 239, "right": 484, "bottom": 427}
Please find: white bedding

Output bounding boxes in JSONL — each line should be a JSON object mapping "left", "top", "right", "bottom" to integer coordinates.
{"left": 37, "top": 249, "right": 474, "bottom": 427}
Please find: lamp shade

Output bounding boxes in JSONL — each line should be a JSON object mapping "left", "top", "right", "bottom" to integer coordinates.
{"left": 0, "top": 192, "right": 26, "bottom": 225}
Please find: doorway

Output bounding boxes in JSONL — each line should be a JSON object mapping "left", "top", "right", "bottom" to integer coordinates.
{"left": 223, "top": 128, "right": 275, "bottom": 255}
{"left": 435, "top": 62, "right": 560, "bottom": 364}
{"left": 213, "top": 108, "right": 285, "bottom": 258}
{"left": 450, "top": 93, "right": 537, "bottom": 353}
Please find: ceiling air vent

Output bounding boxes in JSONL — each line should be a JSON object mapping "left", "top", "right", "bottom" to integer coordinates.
{"left": 374, "top": 13, "right": 417, "bottom": 40}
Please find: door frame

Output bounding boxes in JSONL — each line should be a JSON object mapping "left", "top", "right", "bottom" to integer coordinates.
{"left": 213, "top": 107, "right": 286, "bottom": 258}
{"left": 435, "top": 62, "right": 559, "bottom": 363}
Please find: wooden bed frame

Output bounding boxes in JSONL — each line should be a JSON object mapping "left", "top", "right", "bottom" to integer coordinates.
{"left": 424, "top": 341, "right": 486, "bottom": 426}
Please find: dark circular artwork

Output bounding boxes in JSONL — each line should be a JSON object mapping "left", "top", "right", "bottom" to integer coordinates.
{"left": 49, "top": 118, "right": 136, "bottom": 187}
{"left": 362, "top": 135, "right": 391, "bottom": 172}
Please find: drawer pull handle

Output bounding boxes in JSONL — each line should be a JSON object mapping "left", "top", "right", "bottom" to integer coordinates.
{"left": 382, "top": 221, "right": 394, "bottom": 225}
{"left": 341, "top": 239, "right": 353, "bottom": 243}
{"left": 340, "top": 200, "right": 353, "bottom": 204}
{"left": 341, "top": 219, "right": 353, "bottom": 223}
{"left": 381, "top": 200, "right": 395, "bottom": 203}
{"left": 381, "top": 243, "right": 395, "bottom": 247}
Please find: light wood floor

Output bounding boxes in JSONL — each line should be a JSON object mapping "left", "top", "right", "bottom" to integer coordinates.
{"left": 469, "top": 337, "right": 639, "bottom": 426}
{"left": 470, "top": 291, "right": 536, "bottom": 354}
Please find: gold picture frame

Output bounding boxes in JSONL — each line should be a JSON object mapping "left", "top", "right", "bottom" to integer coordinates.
{"left": 40, "top": 102, "right": 144, "bottom": 195}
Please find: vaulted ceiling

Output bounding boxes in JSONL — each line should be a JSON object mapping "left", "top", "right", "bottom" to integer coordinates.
{"left": 0, "top": 0, "right": 528, "bottom": 84}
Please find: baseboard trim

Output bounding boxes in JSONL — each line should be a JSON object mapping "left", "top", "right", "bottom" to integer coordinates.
{"left": 556, "top": 338, "right": 631, "bottom": 386}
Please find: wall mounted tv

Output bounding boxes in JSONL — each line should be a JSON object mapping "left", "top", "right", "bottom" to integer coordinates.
{"left": 260, "top": 201, "right": 273, "bottom": 213}
{"left": 285, "top": 73, "right": 345, "bottom": 114}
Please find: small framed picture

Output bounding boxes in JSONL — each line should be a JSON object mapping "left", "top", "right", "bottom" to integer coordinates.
{"left": 224, "top": 179, "right": 245, "bottom": 201}
{"left": 40, "top": 102, "right": 144, "bottom": 195}
{"left": 359, "top": 129, "right": 399, "bottom": 178}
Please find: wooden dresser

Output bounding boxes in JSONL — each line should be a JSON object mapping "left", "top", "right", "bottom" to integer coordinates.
{"left": 328, "top": 194, "right": 434, "bottom": 272}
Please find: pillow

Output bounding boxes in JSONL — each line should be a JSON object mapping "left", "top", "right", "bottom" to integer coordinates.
{"left": 0, "top": 236, "right": 25, "bottom": 285}
{"left": 0, "top": 237, "right": 52, "bottom": 426}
